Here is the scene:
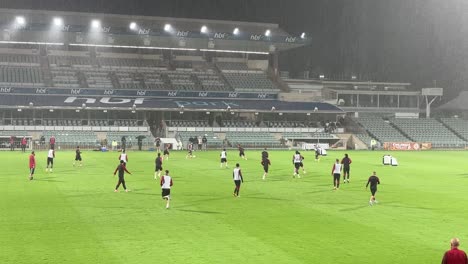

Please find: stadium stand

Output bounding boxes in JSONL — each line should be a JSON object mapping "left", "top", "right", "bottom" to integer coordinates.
{"left": 177, "top": 131, "right": 223, "bottom": 148}
{"left": 0, "top": 66, "right": 45, "bottom": 87}
{"left": 355, "top": 117, "right": 410, "bottom": 143}
{"left": 282, "top": 132, "right": 337, "bottom": 140}
{"left": 42, "top": 130, "right": 99, "bottom": 147}
{"left": 105, "top": 131, "right": 155, "bottom": 147}
{"left": 223, "top": 72, "right": 279, "bottom": 92}
{"left": 168, "top": 120, "right": 209, "bottom": 127}
{"left": 354, "top": 134, "right": 376, "bottom": 147}
{"left": 222, "top": 120, "right": 257, "bottom": 128}
{"left": 440, "top": 118, "right": 468, "bottom": 141}
{"left": 226, "top": 132, "right": 282, "bottom": 148}
{"left": 391, "top": 118, "right": 466, "bottom": 148}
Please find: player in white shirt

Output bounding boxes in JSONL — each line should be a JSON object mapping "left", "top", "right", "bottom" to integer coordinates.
{"left": 331, "top": 159, "right": 342, "bottom": 190}
{"left": 220, "top": 149, "right": 228, "bottom": 168}
{"left": 233, "top": 163, "right": 243, "bottom": 197}
{"left": 119, "top": 149, "right": 128, "bottom": 164}
{"left": 160, "top": 170, "right": 173, "bottom": 209}
{"left": 292, "top": 151, "right": 304, "bottom": 178}
{"left": 46, "top": 147, "right": 55, "bottom": 173}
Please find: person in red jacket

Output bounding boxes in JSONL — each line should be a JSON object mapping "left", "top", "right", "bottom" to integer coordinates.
{"left": 442, "top": 238, "right": 468, "bottom": 264}
{"left": 29, "top": 151, "right": 36, "bottom": 180}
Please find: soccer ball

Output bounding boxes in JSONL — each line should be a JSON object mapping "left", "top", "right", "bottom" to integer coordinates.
{"left": 193, "top": 155, "right": 196, "bottom": 158}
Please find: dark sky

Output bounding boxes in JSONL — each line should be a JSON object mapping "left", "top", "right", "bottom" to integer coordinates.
{"left": 2, "top": 0, "right": 467, "bottom": 99}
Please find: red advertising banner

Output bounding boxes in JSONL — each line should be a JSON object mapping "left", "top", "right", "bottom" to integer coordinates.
{"left": 383, "top": 142, "right": 432, "bottom": 151}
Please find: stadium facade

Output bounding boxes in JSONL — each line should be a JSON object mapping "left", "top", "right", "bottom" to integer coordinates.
{"left": 0, "top": 9, "right": 466, "bottom": 151}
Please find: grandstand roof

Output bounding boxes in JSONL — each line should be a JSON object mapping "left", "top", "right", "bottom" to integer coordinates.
{"left": 0, "top": 94, "right": 343, "bottom": 114}
{"left": 0, "top": 8, "right": 309, "bottom": 53}
{"left": 438, "top": 91, "right": 468, "bottom": 111}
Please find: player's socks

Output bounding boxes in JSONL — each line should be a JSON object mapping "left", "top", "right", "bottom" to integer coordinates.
{"left": 369, "top": 201, "right": 373, "bottom": 206}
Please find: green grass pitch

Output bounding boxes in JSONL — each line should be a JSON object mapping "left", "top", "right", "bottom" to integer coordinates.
{"left": 1, "top": 149, "right": 467, "bottom": 263}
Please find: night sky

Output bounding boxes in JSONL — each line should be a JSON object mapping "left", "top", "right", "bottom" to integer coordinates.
{"left": 1, "top": 0, "right": 467, "bottom": 100}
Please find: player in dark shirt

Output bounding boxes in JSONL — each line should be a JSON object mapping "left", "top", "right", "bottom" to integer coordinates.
{"left": 261, "top": 158, "right": 271, "bottom": 180}
{"left": 73, "top": 146, "right": 82, "bottom": 167}
{"left": 155, "top": 153, "right": 163, "bottom": 179}
{"left": 114, "top": 160, "right": 132, "bottom": 192}
{"left": 163, "top": 146, "right": 170, "bottom": 160}
{"left": 261, "top": 148, "right": 269, "bottom": 160}
{"left": 238, "top": 144, "right": 247, "bottom": 160}
{"left": 341, "top": 154, "right": 352, "bottom": 183}
{"left": 366, "top": 171, "right": 380, "bottom": 206}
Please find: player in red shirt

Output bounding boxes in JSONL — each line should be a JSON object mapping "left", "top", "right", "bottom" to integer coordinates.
{"left": 10, "top": 136, "right": 15, "bottom": 151}
{"left": 21, "top": 137, "right": 27, "bottom": 153}
{"left": 442, "top": 238, "right": 468, "bottom": 264}
{"left": 29, "top": 151, "right": 36, "bottom": 180}
{"left": 49, "top": 136, "right": 56, "bottom": 149}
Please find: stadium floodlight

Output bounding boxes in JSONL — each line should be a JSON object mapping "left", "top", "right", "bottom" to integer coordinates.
{"left": 75, "top": 109, "right": 80, "bottom": 113}
{"left": 17, "top": 108, "right": 22, "bottom": 112}
{"left": 29, "top": 102, "right": 33, "bottom": 107}
{"left": 254, "top": 112, "right": 259, "bottom": 115}
{"left": 351, "top": 75, "right": 357, "bottom": 80}
{"left": 103, "top": 110, "right": 108, "bottom": 113}
{"left": 233, "top": 28, "right": 240, "bottom": 35}
{"left": 230, "top": 111, "right": 235, "bottom": 115}
{"left": 319, "top": 74, "right": 325, "bottom": 79}
{"left": 314, "top": 107, "right": 318, "bottom": 112}
{"left": 49, "top": 109, "right": 54, "bottom": 112}
{"left": 201, "top": 25, "right": 208, "bottom": 33}
{"left": 15, "top": 16, "right": 26, "bottom": 26}
{"left": 206, "top": 111, "right": 210, "bottom": 115}
{"left": 306, "top": 113, "right": 311, "bottom": 116}
{"left": 279, "top": 112, "right": 283, "bottom": 116}
{"left": 53, "top": 17, "right": 64, "bottom": 27}
{"left": 164, "top": 24, "right": 172, "bottom": 32}
{"left": 265, "top": 29, "right": 271, "bottom": 37}
{"left": 91, "top": 19, "right": 101, "bottom": 29}
{"left": 129, "top": 22, "right": 137, "bottom": 30}
{"left": 300, "top": 32, "right": 306, "bottom": 39}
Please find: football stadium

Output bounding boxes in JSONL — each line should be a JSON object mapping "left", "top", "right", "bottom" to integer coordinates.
{"left": 1, "top": 1, "right": 468, "bottom": 263}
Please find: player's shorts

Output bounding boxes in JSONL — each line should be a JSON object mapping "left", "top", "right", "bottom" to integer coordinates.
{"left": 155, "top": 165, "right": 163, "bottom": 171}
{"left": 263, "top": 166, "right": 269, "bottom": 173}
{"left": 333, "top": 173, "right": 341, "bottom": 182}
{"left": 234, "top": 180, "right": 241, "bottom": 187}
{"left": 162, "top": 188, "right": 171, "bottom": 197}
{"left": 30, "top": 168, "right": 35, "bottom": 174}
{"left": 370, "top": 187, "right": 377, "bottom": 196}
{"left": 164, "top": 150, "right": 169, "bottom": 155}
{"left": 221, "top": 158, "right": 227, "bottom": 163}
{"left": 47, "top": 157, "right": 54, "bottom": 166}
{"left": 75, "top": 156, "right": 82, "bottom": 161}
{"left": 239, "top": 151, "right": 245, "bottom": 157}
{"left": 294, "top": 163, "right": 301, "bottom": 169}
{"left": 343, "top": 167, "right": 350, "bottom": 174}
